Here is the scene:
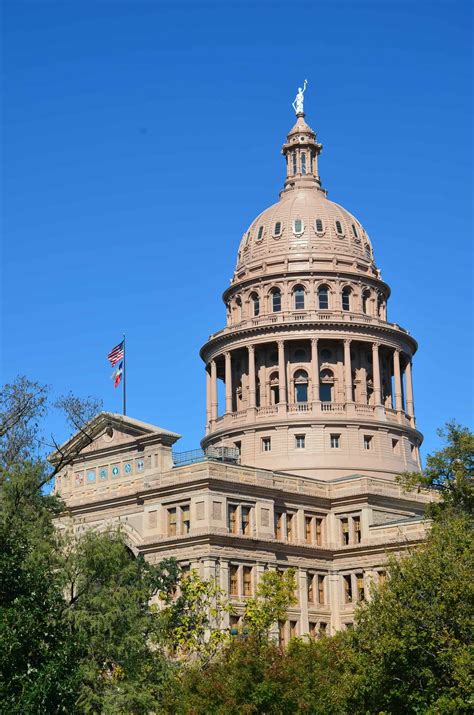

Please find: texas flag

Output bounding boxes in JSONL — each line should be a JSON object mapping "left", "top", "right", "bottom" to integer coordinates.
{"left": 111, "top": 361, "right": 123, "bottom": 388}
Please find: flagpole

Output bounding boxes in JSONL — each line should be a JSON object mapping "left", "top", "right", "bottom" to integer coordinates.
{"left": 122, "top": 333, "right": 127, "bottom": 415}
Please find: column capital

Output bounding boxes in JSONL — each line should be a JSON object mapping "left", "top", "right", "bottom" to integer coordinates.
{"left": 224, "top": 350, "right": 231, "bottom": 359}
{"left": 372, "top": 341, "right": 380, "bottom": 351}
{"left": 277, "top": 339, "right": 285, "bottom": 349}
{"left": 344, "top": 338, "right": 352, "bottom": 347}
{"left": 247, "top": 344, "right": 255, "bottom": 354}
{"left": 311, "top": 337, "right": 319, "bottom": 346}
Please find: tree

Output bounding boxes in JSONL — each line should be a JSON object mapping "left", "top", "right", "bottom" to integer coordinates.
{"left": 242, "top": 568, "right": 297, "bottom": 641}
{"left": 398, "top": 421, "right": 473, "bottom": 518}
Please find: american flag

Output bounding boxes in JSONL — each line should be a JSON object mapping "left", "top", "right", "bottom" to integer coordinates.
{"left": 107, "top": 340, "right": 124, "bottom": 367}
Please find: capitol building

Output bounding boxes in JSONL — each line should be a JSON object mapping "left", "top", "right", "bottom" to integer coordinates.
{"left": 54, "top": 97, "right": 431, "bottom": 640}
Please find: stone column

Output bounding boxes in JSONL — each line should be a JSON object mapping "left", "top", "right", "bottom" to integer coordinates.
{"left": 343, "top": 339, "right": 353, "bottom": 402}
{"left": 277, "top": 340, "right": 287, "bottom": 407}
{"left": 210, "top": 359, "right": 218, "bottom": 421}
{"left": 248, "top": 345, "right": 256, "bottom": 409}
{"left": 311, "top": 338, "right": 320, "bottom": 402}
{"left": 393, "top": 349, "right": 403, "bottom": 412}
{"left": 405, "top": 358, "right": 415, "bottom": 422}
{"left": 224, "top": 351, "right": 233, "bottom": 414}
{"left": 298, "top": 568, "right": 309, "bottom": 636}
{"left": 372, "top": 343, "right": 382, "bottom": 406}
{"left": 206, "top": 366, "right": 212, "bottom": 432}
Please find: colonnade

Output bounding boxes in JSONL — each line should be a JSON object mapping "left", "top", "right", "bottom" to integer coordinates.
{"left": 205, "top": 338, "right": 415, "bottom": 430}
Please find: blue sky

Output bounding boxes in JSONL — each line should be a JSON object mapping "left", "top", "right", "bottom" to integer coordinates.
{"left": 2, "top": 0, "right": 472, "bottom": 460}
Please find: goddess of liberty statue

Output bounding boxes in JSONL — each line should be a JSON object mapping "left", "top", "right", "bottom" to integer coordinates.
{"left": 292, "top": 79, "right": 308, "bottom": 115}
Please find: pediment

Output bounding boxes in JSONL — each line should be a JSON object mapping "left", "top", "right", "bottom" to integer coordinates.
{"left": 49, "top": 412, "right": 180, "bottom": 465}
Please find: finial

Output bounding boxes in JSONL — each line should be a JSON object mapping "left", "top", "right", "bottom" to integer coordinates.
{"left": 292, "top": 79, "right": 308, "bottom": 116}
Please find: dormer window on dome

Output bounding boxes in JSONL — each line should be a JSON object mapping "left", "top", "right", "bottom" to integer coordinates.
{"left": 315, "top": 218, "right": 324, "bottom": 233}
{"left": 335, "top": 220, "right": 344, "bottom": 236}
{"left": 293, "top": 219, "right": 304, "bottom": 236}
{"left": 273, "top": 221, "right": 282, "bottom": 237}
{"left": 352, "top": 224, "right": 359, "bottom": 238}
{"left": 257, "top": 226, "right": 264, "bottom": 241}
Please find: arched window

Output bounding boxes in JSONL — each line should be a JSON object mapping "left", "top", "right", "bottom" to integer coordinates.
{"left": 292, "top": 154, "right": 297, "bottom": 175}
{"left": 301, "top": 152, "right": 306, "bottom": 175}
{"left": 294, "top": 369, "right": 309, "bottom": 403}
{"left": 257, "top": 225, "right": 264, "bottom": 241}
{"left": 362, "top": 290, "right": 371, "bottom": 315}
{"left": 318, "top": 285, "right": 329, "bottom": 310}
{"left": 269, "top": 371, "right": 279, "bottom": 405}
{"left": 250, "top": 292, "right": 260, "bottom": 317}
{"left": 319, "top": 368, "right": 334, "bottom": 403}
{"left": 293, "top": 285, "right": 305, "bottom": 310}
{"left": 294, "top": 347, "right": 306, "bottom": 361}
{"left": 315, "top": 218, "right": 324, "bottom": 233}
{"left": 271, "top": 288, "right": 281, "bottom": 313}
{"left": 342, "top": 287, "right": 351, "bottom": 311}
{"left": 352, "top": 224, "right": 358, "bottom": 238}
{"left": 235, "top": 296, "right": 242, "bottom": 321}
{"left": 273, "top": 221, "right": 282, "bottom": 237}
{"left": 293, "top": 218, "right": 303, "bottom": 234}
{"left": 335, "top": 220, "right": 343, "bottom": 235}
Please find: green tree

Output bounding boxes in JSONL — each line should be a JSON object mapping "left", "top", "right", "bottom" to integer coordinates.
{"left": 242, "top": 568, "right": 297, "bottom": 641}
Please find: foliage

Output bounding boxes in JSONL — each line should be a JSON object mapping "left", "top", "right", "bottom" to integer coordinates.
{"left": 162, "top": 569, "right": 232, "bottom": 662}
{"left": 398, "top": 420, "right": 473, "bottom": 517}
{"left": 0, "top": 377, "right": 49, "bottom": 471}
{"left": 242, "top": 568, "right": 297, "bottom": 640}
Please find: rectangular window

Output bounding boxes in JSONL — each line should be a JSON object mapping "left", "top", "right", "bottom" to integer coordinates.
{"left": 307, "top": 574, "right": 315, "bottom": 603}
{"left": 168, "top": 507, "right": 177, "bottom": 536}
{"left": 315, "top": 518, "right": 323, "bottom": 546}
{"left": 318, "top": 575, "right": 325, "bottom": 604}
{"left": 330, "top": 434, "right": 340, "bottom": 449}
{"left": 343, "top": 574, "right": 352, "bottom": 603}
{"left": 229, "top": 565, "right": 239, "bottom": 596}
{"left": 309, "top": 621, "right": 317, "bottom": 639}
{"left": 341, "top": 518, "right": 349, "bottom": 545}
{"left": 278, "top": 620, "right": 286, "bottom": 648}
{"left": 295, "top": 434, "right": 306, "bottom": 449}
{"left": 182, "top": 505, "right": 190, "bottom": 534}
{"left": 287, "top": 513, "right": 295, "bottom": 542}
{"left": 275, "top": 511, "right": 283, "bottom": 540}
{"left": 319, "top": 622, "right": 327, "bottom": 637}
{"left": 353, "top": 516, "right": 361, "bottom": 543}
{"left": 392, "top": 438, "right": 399, "bottom": 453}
{"left": 320, "top": 383, "right": 331, "bottom": 401}
{"left": 262, "top": 437, "right": 271, "bottom": 452}
{"left": 364, "top": 435, "right": 372, "bottom": 450}
{"left": 228, "top": 504, "right": 238, "bottom": 534}
{"left": 230, "top": 615, "right": 241, "bottom": 632}
{"left": 243, "top": 566, "right": 253, "bottom": 596}
{"left": 305, "top": 515, "right": 313, "bottom": 543}
{"left": 357, "top": 573, "right": 365, "bottom": 601}
{"left": 378, "top": 570, "right": 387, "bottom": 586}
{"left": 241, "top": 506, "right": 251, "bottom": 536}
{"left": 289, "top": 620, "right": 298, "bottom": 639}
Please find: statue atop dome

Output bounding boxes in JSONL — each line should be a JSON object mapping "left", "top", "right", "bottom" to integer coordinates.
{"left": 292, "top": 79, "right": 308, "bottom": 115}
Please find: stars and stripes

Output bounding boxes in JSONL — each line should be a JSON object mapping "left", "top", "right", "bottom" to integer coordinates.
{"left": 107, "top": 340, "right": 124, "bottom": 367}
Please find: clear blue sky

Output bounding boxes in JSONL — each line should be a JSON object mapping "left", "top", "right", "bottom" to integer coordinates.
{"left": 2, "top": 0, "right": 473, "bottom": 460}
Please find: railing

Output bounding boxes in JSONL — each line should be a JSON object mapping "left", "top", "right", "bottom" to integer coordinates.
{"left": 354, "top": 403, "right": 375, "bottom": 414}
{"left": 257, "top": 405, "right": 278, "bottom": 416}
{"left": 288, "top": 402, "right": 310, "bottom": 412}
{"left": 320, "top": 402, "right": 346, "bottom": 413}
{"left": 232, "top": 410, "right": 247, "bottom": 421}
{"left": 173, "top": 446, "right": 240, "bottom": 467}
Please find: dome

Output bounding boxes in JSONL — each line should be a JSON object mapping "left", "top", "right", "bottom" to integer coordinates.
{"left": 235, "top": 189, "right": 375, "bottom": 273}
{"left": 233, "top": 113, "right": 377, "bottom": 281}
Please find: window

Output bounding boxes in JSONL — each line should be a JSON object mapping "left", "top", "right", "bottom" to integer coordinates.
{"left": 273, "top": 221, "right": 282, "bottom": 237}
{"left": 287, "top": 513, "right": 295, "bottom": 542}
{"left": 315, "top": 218, "right": 324, "bottom": 233}
{"left": 378, "top": 570, "right": 387, "bottom": 586}
{"left": 294, "top": 347, "right": 306, "bottom": 360}
{"left": 230, "top": 615, "right": 241, "bottom": 633}
{"left": 289, "top": 620, "right": 298, "bottom": 639}
{"left": 364, "top": 435, "right": 373, "bottom": 450}
{"left": 182, "top": 505, "right": 190, "bottom": 534}
{"left": 341, "top": 518, "right": 349, "bottom": 545}
{"left": 330, "top": 434, "right": 340, "bottom": 449}
{"left": 294, "top": 369, "right": 309, "bottom": 403}
{"left": 271, "top": 288, "right": 281, "bottom": 312}
{"left": 228, "top": 504, "right": 238, "bottom": 534}
{"left": 352, "top": 223, "right": 358, "bottom": 238}
{"left": 278, "top": 620, "right": 286, "bottom": 648}
{"left": 343, "top": 574, "right": 353, "bottom": 603}
{"left": 318, "top": 285, "right": 329, "bottom": 309}
{"left": 250, "top": 292, "right": 260, "bottom": 317}
{"left": 318, "top": 575, "right": 325, "bottom": 604}
{"left": 353, "top": 516, "right": 361, "bottom": 543}
{"left": 262, "top": 437, "right": 271, "bottom": 452}
{"left": 243, "top": 566, "right": 253, "bottom": 596}
{"left": 257, "top": 225, "right": 264, "bottom": 241}
{"left": 168, "top": 507, "right": 177, "bottom": 536}
{"left": 275, "top": 511, "right": 284, "bottom": 539}
{"left": 392, "top": 439, "right": 399, "bottom": 453}
{"left": 335, "top": 220, "right": 343, "bottom": 235}
{"left": 319, "top": 622, "right": 327, "bottom": 637}
{"left": 305, "top": 515, "right": 312, "bottom": 542}
{"left": 309, "top": 621, "right": 317, "bottom": 639}
{"left": 308, "top": 574, "right": 315, "bottom": 603}
{"left": 362, "top": 290, "right": 370, "bottom": 314}
{"left": 293, "top": 218, "right": 303, "bottom": 234}
{"left": 315, "top": 518, "right": 323, "bottom": 545}
{"left": 241, "top": 506, "right": 251, "bottom": 536}
{"left": 230, "top": 565, "right": 239, "bottom": 596}
{"left": 293, "top": 285, "right": 305, "bottom": 309}
{"left": 292, "top": 153, "right": 297, "bottom": 175}
{"left": 357, "top": 573, "right": 365, "bottom": 601}
{"left": 342, "top": 287, "right": 351, "bottom": 311}
{"left": 295, "top": 434, "right": 306, "bottom": 449}
{"left": 301, "top": 152, "right": 306, "bottom": 174}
